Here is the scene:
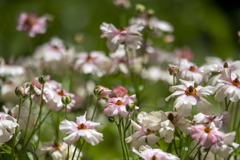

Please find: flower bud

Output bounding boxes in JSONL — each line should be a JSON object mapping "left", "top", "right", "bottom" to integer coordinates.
{"left": 15, "top": 86, "right": 25, "bottom": 98}
{"left": 126, "top": 103, "right": 135, "bottom": 112}
{"left": 168, "top": 66, "right": 179, "bottom": 76}
{"left": 147, "top": 25, "right": 154, "bottom": 31}
{"left": 61, "top": 96, "right": 72, "bottom": 105}
{"left": 38, "top": 75, "right": 46, "bottom": 85}
{"left": 223, "top": 62, "right": 228, "bottom": 68}
{"left": 108, "top": 117, "right": 115, "bottom": 123}
{"left": 94, "top": 85, "right": 112, "bottom": 99}
{"left": 147, "top": 9, "right": 154, "bottom": 17}
{"left": 135, "top": 4, "right": 145, "bottom": 14}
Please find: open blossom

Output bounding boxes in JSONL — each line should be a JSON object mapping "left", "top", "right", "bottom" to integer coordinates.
{"left": 176, "top": 59, "right": 205, "bottom": 85}
{"left": 103, "top": 95, "right": 138, "bottom": 118}
{"left": 0, "top": 113, "right": 19, "bottom": 146}
{"left": 73, "top": 51, "right": 111, "bottom": 77}
{"left": 59, "top": 112, "right": 103, "bottom": 146}
{"left": 132, "top": 145, "right": 180, "bottom": 160}
{"left": 193, "top": 112, "right": 231, "bottom": 132}
{"left": 37, "top": 141, "right": 82, "bottom": 160}
{"left": 165, "top": 79, "right": 215, "bottom": 117}
{"left": 215, "top": 68, "right": 240, "bottom": 102}
{"left": 188, "top": 124, "right": 225, "bottom": 148}
{"left": 17, "top": 12, "right": 47, "bottom": 37}
{"left": 100, "top": 22, "right": 144, "bottom": 52}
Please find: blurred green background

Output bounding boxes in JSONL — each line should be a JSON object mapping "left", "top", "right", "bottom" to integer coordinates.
{"left": 1, "top": 0, "right": 240, "bottom": 159}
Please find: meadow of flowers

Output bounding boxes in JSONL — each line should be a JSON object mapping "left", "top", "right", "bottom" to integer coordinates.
{"left": 0, "top": 0, "right": 240, "bottom": 160}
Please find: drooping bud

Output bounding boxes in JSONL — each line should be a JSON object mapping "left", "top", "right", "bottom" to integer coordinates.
{"left": 147, "top": 9, "right": 154, "bottom": 17}
{"left": 168, "top": 66, "right": 179, "bottom": 76}
{"left": 61, "top": 96, "right": 72, "bottom": 105}
{"left": 126, "top": 103, "right": 135, "bottom": 112}
{"left": 135, "top": 4, "right": 145, "bottom": 14}
{"left": 223, "top": 62, "right": 228, "bottom": 68}
{"left": 94, "top": 85, "right": 112, "bottom": 99}
{"left": 38, "top": 75, "right": 46, "bottom": 85}
{"left": 108, "top": 117, "right": 115, "bottom": 123}
{"left": 15, "top": 86, "right": 25, "bottom": 98}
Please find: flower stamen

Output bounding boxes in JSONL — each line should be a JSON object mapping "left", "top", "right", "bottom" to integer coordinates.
{"left": 204, "top": 126, "right": 211, "bottom": 133}
{"left": 188, "top": 66, "right": 195, "bottom": 72}
{"left": 116, "top": 100, "right": 123, "bottom": 105}
{"left": 150, "top": 155, "right": 158, "bottom": 160}
{"left": 232, "top": 78, "right": 240, "bottom": 86}
{"left": 146, "top": 129, "right": 153, "bottom": 135}
{"left": 185, "top": 86, "right": 196, "bottom": 96}
{"left": 78, "top": 123, "right": 87, "bottom": 130}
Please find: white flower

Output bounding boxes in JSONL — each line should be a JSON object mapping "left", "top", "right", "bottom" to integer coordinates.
{"left": 166, "top": 79, "right": 215, "bottom": 117}
{"left": 59, "top": 112, "right": 103, "bottom": 145}
{"left": 215, "top": 68, "right": 240, "bottom": 102}
{"left": 159, "top": 120, "right": 175, "bottom": 143}
{"left": 100, "top": 22, "right": 143, "bottom": 52}
{"left": 0, "top": 58, "right": 25, "bottom": 78}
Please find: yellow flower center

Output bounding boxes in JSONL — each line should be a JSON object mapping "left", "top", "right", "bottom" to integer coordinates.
{"left": 188, "top": 66, "right": 195, "bottom": 72}
{"left": 232, "top": 78, "right": 240, "bottom": 86}
{"left": 204, "top": 126, "right": 211, "bottom": 133}
{"left": 78, "top": 123, "right": 87, "bottom": 130}
{"left": 53, "top": 141, "right": 61, "bottom": 151}
{"left": 147, "top": 129, "right": 153, "bottom": 135}
{"left": 150, "top": 155, "right": 158, "bottom": 160}
{"left": 116, "top": 100, "right": 123, "bottom": 105}
{"left": 185, "top": 86, "right": 196, "bottom": 96}
{"left": 57, "top": 90, "right": 65, "bottom": 96}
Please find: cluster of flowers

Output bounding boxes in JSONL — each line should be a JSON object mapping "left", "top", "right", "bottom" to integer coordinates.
{"left": 1, "top": 0, "right": 240, "bottom": 160}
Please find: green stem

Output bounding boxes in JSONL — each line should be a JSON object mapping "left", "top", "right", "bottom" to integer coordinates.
{"left": 24, "top": 110, "right": 52, "bottom": 148}
{"left": 123, "top": 117, "right": 130, "bottom": 160}
{"left": 203, "top": 148, "right": 210, "bottom": 160}
{"left": 173, "top": 75, "right": 176, "bottom": 85}
{"left": 65, "top": 105, "right": 68, "bottom": 119}
{"left": 23, "top": 98, "right": 33, "bottom": 143}
{"left": 225, "top": 98, "right": 231, "bottom": 111}
{"left": 192, "top": 146, "right": 202, "bottom": 160}
{"left": 116, "top": 118, "right": 126, "bottom": 160}
{"left": 72, "top": 139, "right": 81, "bottom": 160}
{"left": 173, "top": 136, "right": 179, "bottom": 156}
{"left": 184, "top": 141, "right": 200, "bottom": 160}
{"left": 91, "top": 98, "right": 99, "bottom": 121}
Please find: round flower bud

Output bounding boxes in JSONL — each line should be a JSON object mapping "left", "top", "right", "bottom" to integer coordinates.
{"left": 38, "top": 76, "right": 46, "bottom": 85}
{"left": 108, "top": 117, "right": 115, "bottom": 123}
{"left": 223, "top": 62, "right": 228, "bottom": 68}
{"left": 94, "top": 85, "right": 112, "bottom": 99}
{"left": 126, "top": 103, "right": 135, "bottom": 112}
{"left": 15, "top": 86, "right": 25, "bottom": 98}
{"left": 61, "top": 96, "right": 72, "bottom": 105}
{"left": 168, "top": 66, "right": 179, "bottom": 76}
{"left": 135, "top": 4, "right": 145, "bottom": 14}
{"left": 147, "top": 9, "right": 154, "bottom": 17}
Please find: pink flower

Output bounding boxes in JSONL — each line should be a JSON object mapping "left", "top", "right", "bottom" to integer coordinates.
{"left": 165, "top": 79, "right": 215, "bottom": 117}
{"left": 113, "top": 0, "right": 130, "bottom": 9}
{"left": 59, "top": 112, "right": 103, "bottom": 145}
{"left": 17, "top": 12, "right": 47, "bottom": 37}
{"left": 215, "top": 68, "right": 240, "bottom": 102}
{"left": 187, "top": 124, "right": 225, "bottom": 148}
{"left": 103, "top": 95, "right": 138, "bottom": 118}
{"left": 94, "top": 85, "right": 112, "bottom": 99}
{"left": 132, "top": 145, "right": 180, "bottom": 160}
{"left": 110, "top": 85, "right": 128, "bottom": 97}
{"left": 175, "top": 48, "right": 194, "bottom": 61}
{"left": 100, "top": 22, "right": 144, "bottom": 52}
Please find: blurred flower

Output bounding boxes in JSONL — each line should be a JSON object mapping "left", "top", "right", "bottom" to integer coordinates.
{"left": 74, "top": 33, "right": 84, "bottom": 44}
{"left": 166, "top": 79, "right": 215, "bottom": 117}
{"left": 59, "top": 112, "right": 103, "bottom": 145}
{"left": 17, "top": 12, "right": 47, "bottom": 37}
{"left": 113, "top": 0, "right": 130, "bottom": 9}
{"left": 0, "top": 58, "right": 25, "bottom": 78}
{"left": 103, "top": 95, "right": 138, "bottom": 118}
{"left": 100, "top": 22, "right": 144, "bottom": 52}
{"left": 142, "top": 67, "right": 173, "bottom": 84}
{"left": 132, "top": 145, "right": 180, "bottom": 160}
{"left": 188, "top": 124, "right": 225, "bottom": 148}
{"left": 215, "top": 68, "right": 240, "bottom": 102}
{"left": 109, "top": 85, "right": 128, "bottom": 98}
{"left": 0, "top": 113, "right": 18, "bottom": 146}
{"left": 37, "top": 141, "right": 82, "bottom": 160}
{"left": 73, "top": 51, "right": 111, "bottom": 77}
{"left": 168, "top": 65, "right": 179, "bottom": 76}
{"left": 94, "top": 85, "right": 112, "bottom": 99}
{"left": 194, "top": 112, "right": 231, "bottom": 132}
{"left": 175, "top": 48, "right": 194, "bottom": 61}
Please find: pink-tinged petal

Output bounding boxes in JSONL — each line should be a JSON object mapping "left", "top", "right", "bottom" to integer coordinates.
{"left": 229, "top": 89, "right": 240, "bottom": 102}
{"left": 173, "top": 95, "right": 186, "bottom": 109}
{"left": 80, "top": 130, "right": 103, "bottom": 146}
{"left": 200, "top": 133, "right": 212, "bottom": 148}
{"left": 118, "top": 105, "right": 128, "bottom": 118}
{"left": 147, "top": 134, "right": 160, "bottom": 145}
{"left": 76, "top": 112, "right": 87, "bottom": 125}
{"left": 165, "top": 91, "right": 185, "bottom": 101}
{"left": 196, "top": 97, "right": 213, "bottom": 114}
{"left": 176, "top": 103, "right": 192, "bottom": 117}
{"left": 63, "top": 132, "right": 80, "bottom": 145}
{"left": 221, "top": 68, "right": 232, "bottom": 82}
{"left": 59, "top": 119, "right": 78, "bottom": 134}
{"left": 131, "top": 120, "right": 142, "bottom": 131}
{"left": 102, "top": 105, "right": 119, "bottom": 117}
{"left": 197, "top": 86, "right": 215, "bottom": 96}
{"left": 183, "top": 96, "right": 197, "bottom": 105}
{"left": 179, "top": 79, "right": 195, "bottom": 87}
{"left": 85, "top": 121, "right": 101, "bottom": 129}
{"left": 223, "top": 132, "right": 236, "bottom": 145}
{"left": 169, "top": 85, "right": 186, "bottom": 92}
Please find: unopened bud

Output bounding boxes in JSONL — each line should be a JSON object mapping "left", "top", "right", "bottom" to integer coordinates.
{"left": 223, "top": 62, "right": 228, "bottom": 68}
{"left": 108, "top": 117, "right": 115, "bottom": 123}
{"left": 135, "top": 4, "right": 145, "bottom": 14}
{"left": 38, "top": 76, "right": 46, "bottom": 85}
{"left": 94, "top": 85, "right": 112, "bottom": 99}
{"left": 148, "top": 25, "right": 154, "bottom": 31}
{"left": 168, "top": 66, "right": 179, "bottom": 76}
{"left": 126, "top": 103, "right": 135, "bottom": 112}
{"left": 147, "top": 9, "right": 154, "bottom": 17}
{"left": 61, "top": 96, "right": 72, "bottom": 105}
{"left": 15, "top": 86, "right": 25, "bottom": 98}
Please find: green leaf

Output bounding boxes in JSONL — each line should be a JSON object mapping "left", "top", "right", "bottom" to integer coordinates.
{"left": 14, "top": 130, "right": 22, "bottom": 146}
{"left": 27, "top": 152, "right": 34, "bottom": 160}
{"left": 26, "top": 149, "right": 38, "bottom": 160}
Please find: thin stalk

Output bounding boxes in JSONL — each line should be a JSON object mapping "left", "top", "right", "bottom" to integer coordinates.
{"left": 173, "top": 75, "right": 176, "bottom": 85}
{"left": 115, "top": 119, "right": 126, "bottom": 160}
{"left": 173, "top": 137, "right": 179, "bottom": 156}
{"left": 72, "top": 139, "right": 81, "bottom": 160}
{"left": 23, "top": 98, "right": 33, "bottom": 142}
{"left": 225, "top": 98, "right": 231, "bottom": 111}
{"left": 65, "top": 105, "right": 68, "bottom": 119}
{"left": 203, "top": 148, "right": 210, "bottom": 160}
{"left": 24, "top": 110, "right": 52, "bottom": 148}
{"left": 91, "top": 98, "right": 99, "bottom": 121}
{"left": 233, "top": 101, "right": 239, "bottom": 131}
{"left": 184, "top": 141, "right": 200, "bottom": 160}
{"left": 123, "top": 117, "right": 130, "bottom": 160}
{"left": 192, "top": 146, "right": 202, "bottom": 160}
